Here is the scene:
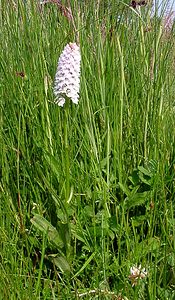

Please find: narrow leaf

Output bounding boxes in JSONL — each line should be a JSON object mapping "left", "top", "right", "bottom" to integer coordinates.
{"left": 72, "top": 252, "right": 96, "bottom": 279}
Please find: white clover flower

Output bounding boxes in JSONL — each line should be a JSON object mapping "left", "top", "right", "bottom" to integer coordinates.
{"left": 53, "top": 42, "right": 81, "bottom": 107}
{"left": 129, "top": 265, "right": 148, "bottom": 286}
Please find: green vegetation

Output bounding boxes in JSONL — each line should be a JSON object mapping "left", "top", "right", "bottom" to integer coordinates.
{"left": 1, "top": 0, "right": 175, "bottom": 299}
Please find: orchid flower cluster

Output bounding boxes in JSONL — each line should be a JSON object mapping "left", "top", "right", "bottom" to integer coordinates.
{"left": 54, "top": 42, "right": 81, "bottom": 107}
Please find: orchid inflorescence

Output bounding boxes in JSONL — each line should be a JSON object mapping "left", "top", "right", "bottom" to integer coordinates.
{"left": 53, "top": 42, "right": 81, "bottom": 107}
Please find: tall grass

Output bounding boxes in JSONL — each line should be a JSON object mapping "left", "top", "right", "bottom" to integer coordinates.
{"left": 1, "top": 0, "right": 175, "bottom": 299}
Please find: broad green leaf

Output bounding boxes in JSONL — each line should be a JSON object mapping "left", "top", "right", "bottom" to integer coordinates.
{"left": 138, "top": 172, "right": 152, "bottom": 186}
{"left": 137, "top": 237, "right": 160, "bottom": 256}
{"left": 49, "top": 255, "right": 70, "bottom": 272}
{"left": 125, "top": 191, "right": 149, "bottom": 209}
{"left": 31, "top": 214, "right": 64, "bottom": 248}
{"left": 118, "top": 182, "right": 131, "bottom": 196}
{"left": 132, "top": 215, "right": 147, "bottom": 227}
{"left": 167, "top": 253, "right": 175, "bottom": 267}
{"left": 128, "top": 170, "right": 140, "bottom": 186}
{"left": 138, "top": 166, "right": 153, "bottom": 177}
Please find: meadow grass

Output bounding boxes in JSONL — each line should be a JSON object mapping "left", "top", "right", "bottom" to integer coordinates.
{"left": 1, "top": 0, "right": 175, "bottom": 299}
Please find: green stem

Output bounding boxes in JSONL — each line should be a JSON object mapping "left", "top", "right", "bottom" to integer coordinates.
{"left": 63, "top": 100, "right": 71, "bottom": 259}
{"left": 64, "top": 100, "right": 70, "bottom": 204}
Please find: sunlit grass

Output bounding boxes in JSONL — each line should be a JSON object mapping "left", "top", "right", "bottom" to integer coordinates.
{"left": 1, "top": 0, "right": 175, "bottom": 299}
